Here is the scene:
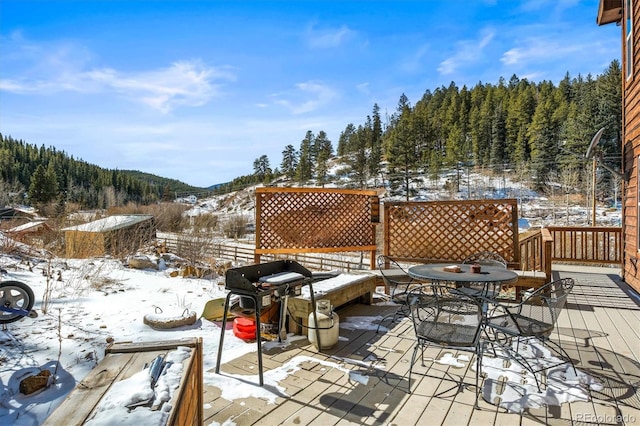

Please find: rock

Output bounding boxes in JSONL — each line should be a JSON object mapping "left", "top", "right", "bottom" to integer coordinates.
{"left": 127, "top": 255, "right": 158, "bottom": 270}
{"left": 215, "top": 261, "right": 233, "bottom": 276}
{"left": 19, "top": 370, "right": 52, "bottom": 395}
{"left": 143, "top": 310, "right": 197, "bottom": 330}
{"left": 182, "top": 265, "right": 212, "bottom": 277}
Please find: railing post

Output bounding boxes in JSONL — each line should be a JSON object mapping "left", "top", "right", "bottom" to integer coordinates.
{"left": 541, "top": 228, "right": 553, "bottom": 282}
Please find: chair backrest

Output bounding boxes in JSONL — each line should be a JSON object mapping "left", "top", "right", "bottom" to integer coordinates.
{"left": 377, "top": 255, "right": 408, "bottom": 272}
{"left": 463, "top": 251, "right": 508, "bottom": 268}
{"left": 408, "top": 284, "right": 483, "bottom": 348}
{"left": 376, "top": 255, "right": 413, "bottom": 287}
{"left": 517, "top": 277, "right": 575, "bottom": 334}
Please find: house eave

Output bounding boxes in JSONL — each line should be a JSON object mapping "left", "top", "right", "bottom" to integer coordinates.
{"left": 597, "top": 0, "right": 623, "bottom": 25}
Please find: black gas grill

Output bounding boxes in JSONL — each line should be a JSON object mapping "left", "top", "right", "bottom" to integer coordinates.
{"left": 225, "top": 259, "right": 314, "bottom": 308}
{"left": 215, "top": 260, "right": 322, "bottom": 385}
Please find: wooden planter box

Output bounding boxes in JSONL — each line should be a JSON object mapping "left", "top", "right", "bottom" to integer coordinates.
{"left": 44, "top": 338, "right": 202, "bottom": 426}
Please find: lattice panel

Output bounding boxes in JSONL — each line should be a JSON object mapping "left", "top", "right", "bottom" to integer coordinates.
{"left": 256, "top": 188, "right": 378, "bottom": 251}
{"left": 385, "top": 199, "right": 519, "bottom": 263}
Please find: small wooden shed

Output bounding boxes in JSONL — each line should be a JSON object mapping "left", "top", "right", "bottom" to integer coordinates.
{"left": 62, "top": 214, "right": 156, "bottom": 258}
{"left": 6, "top": 220, "right": 53, "bottom": 244}
{"left": 0, "top": 207, "right": 39, "bottom": 231}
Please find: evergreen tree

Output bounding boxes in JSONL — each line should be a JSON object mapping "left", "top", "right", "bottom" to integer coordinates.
{"left": 296, "top": 131, "right": 314, "bottom": 184}
{"left": 490, "top": 101, "right": 507, "bottom": 172}
{"left": 28, "top": 164, "right": 58, "bottom": 206}
{"left": 280, "top": 145, "right": 298, "bottom": 180}
{"left": 162, "top": 184, "right": 173, "bottom": 201}
{"left": 347, "top": 125, "right": 369, "bottom": 187}
{"left": 253, "top": 155, "right": 272, "bottom": 184}
{"left": 367, "top": 104, "right": 384, "bottom": 185}
{"left": 528, "top": 83, "right": 562, "bottom": 189}
{"left": 337, "top": 124, "right": 356, "bottom": 156}
{"left": 385, "top": 94, "right": 419, "bottom": 200}
{"left": 314, "top": 131, "right": 333, "bottom": 187}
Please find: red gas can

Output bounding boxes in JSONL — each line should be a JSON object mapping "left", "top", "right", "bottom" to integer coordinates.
{"left": 233, "top": 317, "right": 256, "bottom": 340}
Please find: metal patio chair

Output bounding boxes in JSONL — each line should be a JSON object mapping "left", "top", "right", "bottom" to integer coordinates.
{"left": 407, "top": 284, "right": 485, "bottom": 408}
{"left": 460, "top": 251, "right": 509, "bottom": 298}
{"left": 462, "top": 251, "right": 508, "bottom": 269}
{"left": 375, "top": 255, "right": 415, "bottom": 333}
{"left": 484, "top": 277, "right": 577, "bottom": 389}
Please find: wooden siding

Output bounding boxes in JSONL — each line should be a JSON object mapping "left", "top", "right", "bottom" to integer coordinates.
{"left": 64, "top": 229, "right": 106, "bottom": 258}
{"left": 597, "top": 0, "right": 622, "bottom": 25}
{"left": 623, "top": 1, "right": 640, "bottom": 293}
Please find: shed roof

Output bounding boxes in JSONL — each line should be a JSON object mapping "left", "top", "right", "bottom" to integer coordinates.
{"left": 62, "top": 215, "right": 154, "bottom": 233}
{"left": 8, "top": 221, "right": 51, "bottom": 234}
{"left": 0, "top": 207, "right": 38, "bottom": 219}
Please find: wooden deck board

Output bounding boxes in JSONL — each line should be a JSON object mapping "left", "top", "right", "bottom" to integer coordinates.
{"left": 415, "top": 396, "right": 451, "bottom": 425}
{"left": 467, "top": 403, "right": 499, "bottom": 425}
{"left": 202, "top": 268, "right": 639, "bottom": 425}
{"left": 307, "top": 382, "right": 372, "bottom": 425}
{"left": 564, "top": 309, "right": 625, "bottom": 425}
{"left": 353, "top": 379, "right": 403, "bottom": 424}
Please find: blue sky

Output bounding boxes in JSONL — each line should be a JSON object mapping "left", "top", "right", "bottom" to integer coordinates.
{"left": 0, "top": 0, "right": 621, "bottom": 188}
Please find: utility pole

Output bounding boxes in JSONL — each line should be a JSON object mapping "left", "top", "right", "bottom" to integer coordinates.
{"left": 585, "top": 127, "right": 606, "bottom": 227}
{"left": 592, "top": 157, "right": 597, "bottom": 226}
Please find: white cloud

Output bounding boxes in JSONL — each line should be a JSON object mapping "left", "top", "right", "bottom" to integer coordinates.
{"left": 86, "top": 61, "right": 235, "bottom": 113}
{"left": 271, "top": 81, "right": 338, "bottom": 114}
{"left": 501, "top": 37, "right": 584, "bottom": 67}
{"left": 306, "top": 24, "right": 355, "bottom": 48}
{"left": 0, "top": 35, "right": 235, "bottom": 113}
{"left": 356, "top": 82, "right": 370, "bottom": 96}
{"left": 401, "top": 44, "right": 431, "bottom": 73}
{"left": 438, "top": 28, "right": 496, "bottom": 75}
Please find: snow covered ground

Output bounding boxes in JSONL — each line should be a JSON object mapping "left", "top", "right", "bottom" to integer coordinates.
{"left": 0, "top": 248, "right": 602, "bottom": 425}
{"left": 188, "top": 170, "right": 622, "bottom": 232}
{"left": 0, "top": 173, "right": 616, "bottom": 424}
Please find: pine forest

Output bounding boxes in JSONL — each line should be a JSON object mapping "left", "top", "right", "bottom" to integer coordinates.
{"left": 1, "top": 60, "right": 623, "bottom": 212}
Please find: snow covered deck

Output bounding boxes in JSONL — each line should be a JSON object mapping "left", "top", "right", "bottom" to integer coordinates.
{"left": 205, "top": 266, "right": 640, "bottom": 425}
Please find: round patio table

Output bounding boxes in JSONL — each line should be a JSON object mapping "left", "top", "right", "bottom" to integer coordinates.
{"left": 407, "top": 263, "right": 518, "bottom": 287}
{"left": 408, "top": 263, "right": 519, "bottom": 301}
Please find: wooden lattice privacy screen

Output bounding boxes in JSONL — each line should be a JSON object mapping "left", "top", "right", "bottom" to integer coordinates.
{"left": 384, "top": 199, "right": 520, "bottom": 266}
{"left": 255, "top": 187, "right": 380, "bottom": 268}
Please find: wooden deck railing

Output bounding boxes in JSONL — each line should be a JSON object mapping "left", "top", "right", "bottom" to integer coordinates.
{"left": 518, "top": 226, "right": 622, "bottom": 282}
{"left": 546, "top": 226, "right": 622, "bottom": 265}
{"left": 159, "top": 225, "right": 623, "bottom": 282}
{"left": 518, "top": 229, "right": 553, "bottom": 280}
{"left": 158, "top": 232, "right": 371, "bottom": 272}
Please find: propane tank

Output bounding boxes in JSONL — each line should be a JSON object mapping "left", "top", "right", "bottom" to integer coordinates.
{"left": 308, "top": 299, "right": 339, "bottom": 349}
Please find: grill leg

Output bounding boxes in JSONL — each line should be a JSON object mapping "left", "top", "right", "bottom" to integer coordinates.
{"left": 214, "top": 292, "right": 233, "bottom": 374}
{"left": 254, "top": 295, "right": 264, "bottom": 386}
{"left": 215, "top": 292, "right": 264, "bottom": 386}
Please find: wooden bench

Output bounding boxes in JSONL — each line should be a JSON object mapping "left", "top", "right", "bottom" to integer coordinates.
{"left": 287, "top": 273, "right": 378, "bottom": 334}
